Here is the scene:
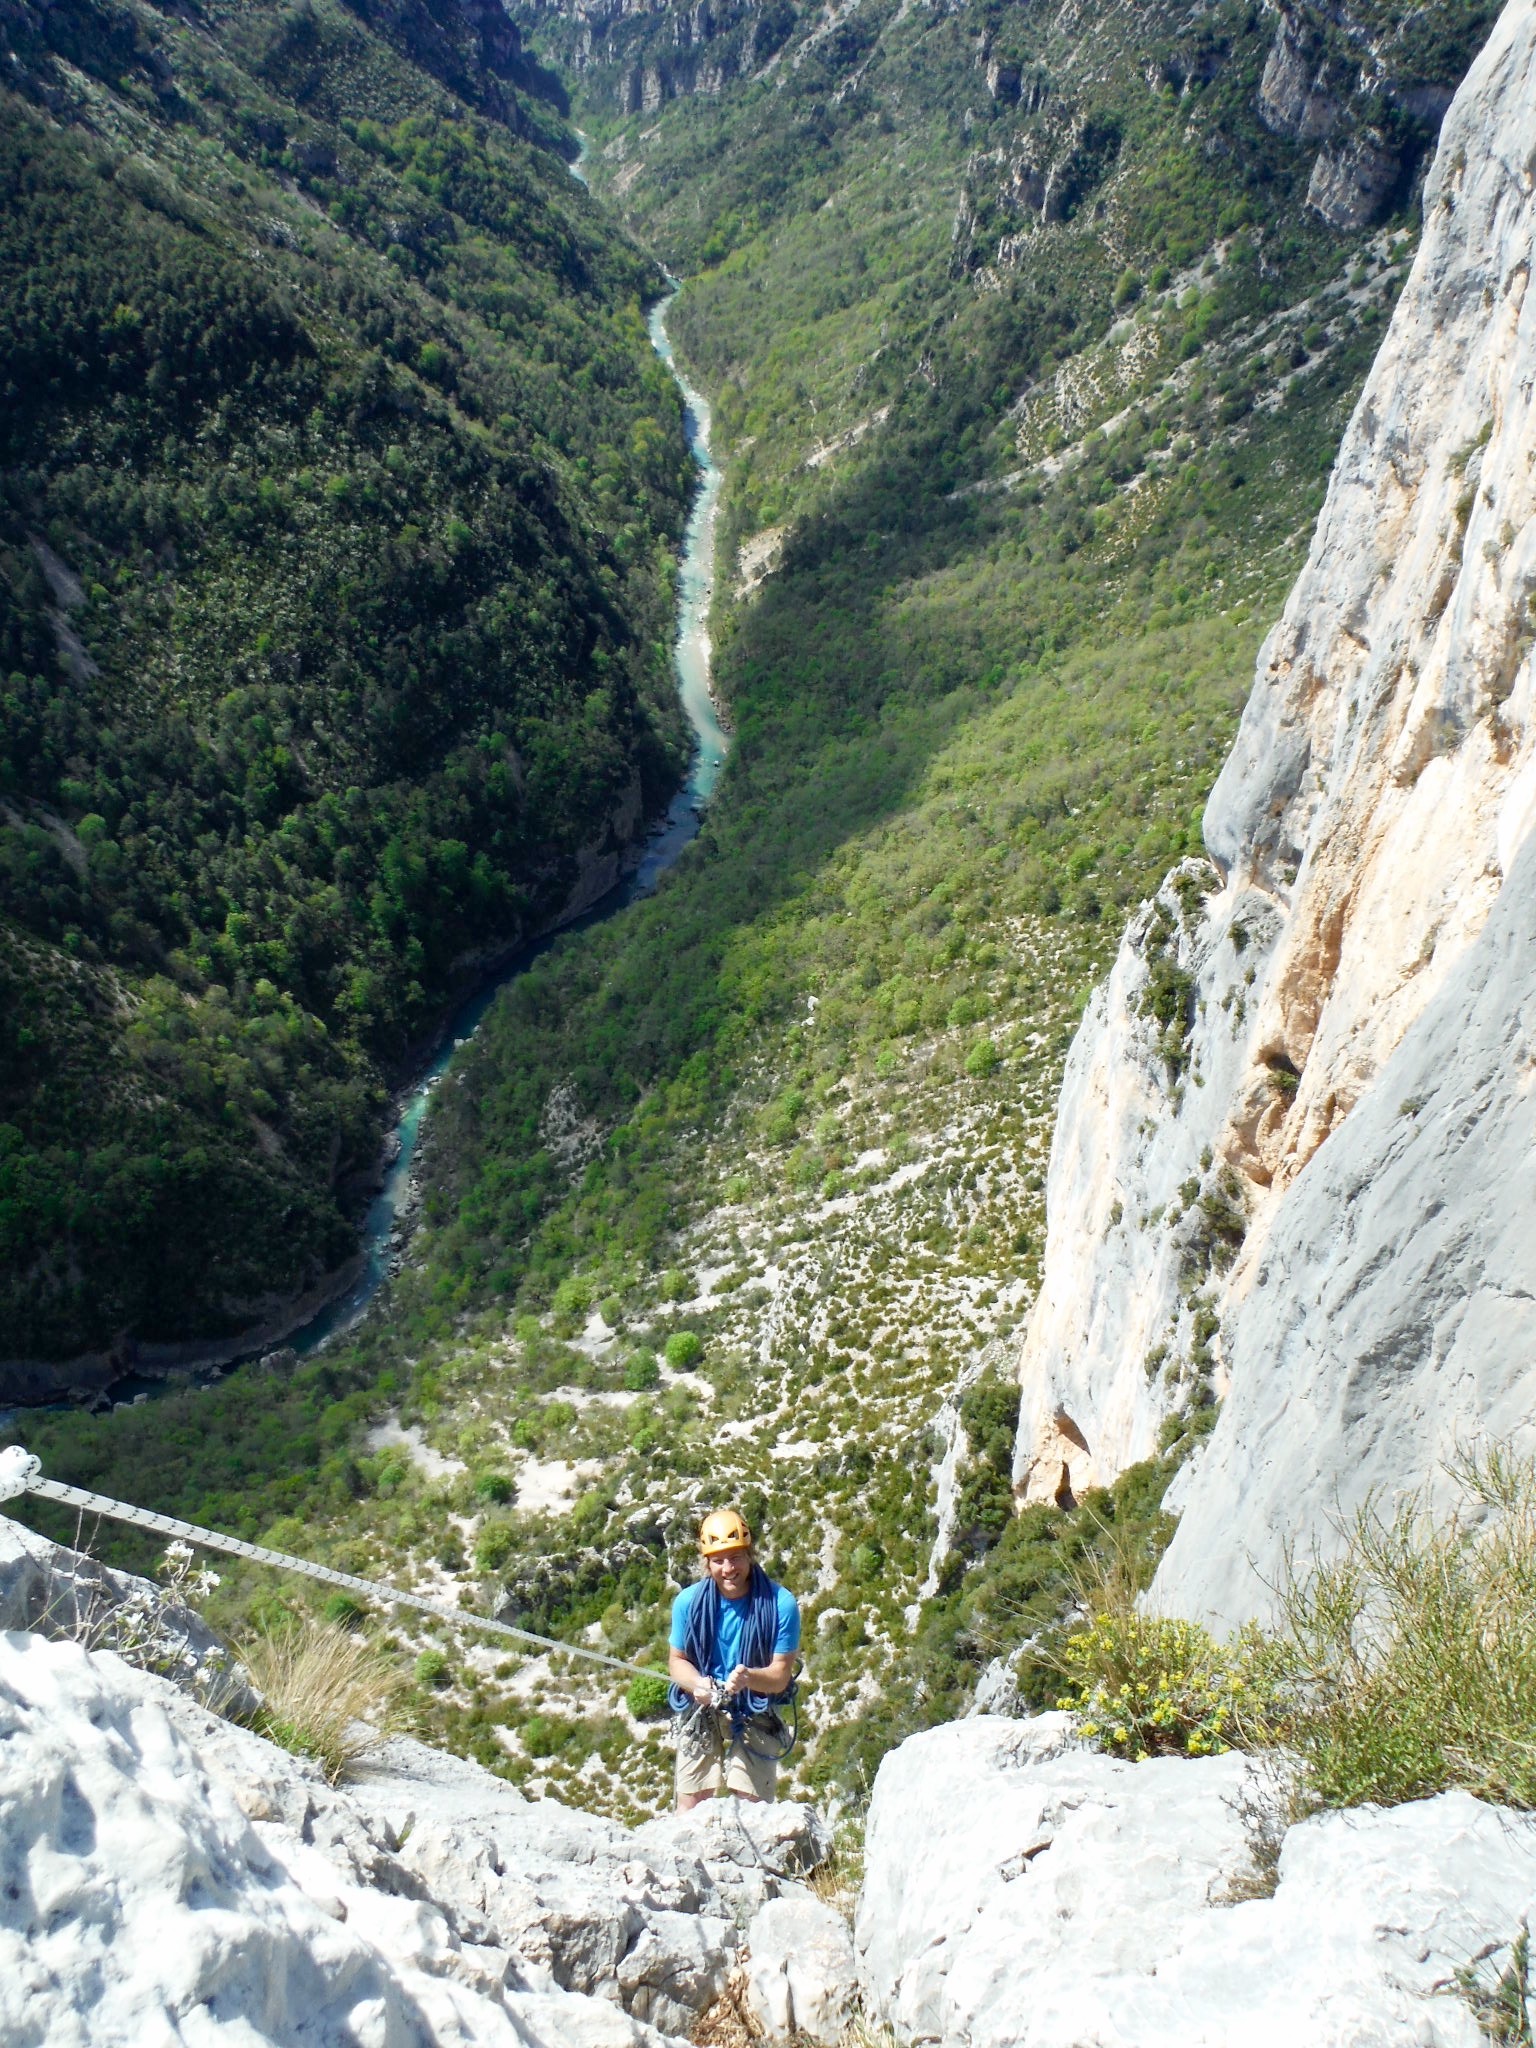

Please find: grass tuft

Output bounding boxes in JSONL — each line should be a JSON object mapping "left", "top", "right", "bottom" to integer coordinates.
{"left": 241, "top": 1616, "right": 396, "bottom": 1784}
{"left": 1451, "top": 1927, "right": 1532, "bottom": 2045}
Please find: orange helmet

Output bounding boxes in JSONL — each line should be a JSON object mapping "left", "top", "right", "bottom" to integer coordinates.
{"left": 698, "top": 1507, "right": 753, "bottom": 1557}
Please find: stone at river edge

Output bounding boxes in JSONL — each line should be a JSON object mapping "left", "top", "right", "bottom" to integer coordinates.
{"left": 858, "top": 1716, "right": 1536, "bottom": 2048}
{"left": 1012, "top": 0, "right": 1536, "bottom": 1622}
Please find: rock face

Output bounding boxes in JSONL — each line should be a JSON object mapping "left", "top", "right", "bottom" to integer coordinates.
{"left": 1158, "top": 828, "right": 1536, "bottom": 1625}
{"left": 1013, "top": 0, "right": 1536, "bottom": 1622}
{"left": 530, "top": 0, "right": 787, "bottom": 109}
{"left": 1258, "top": 1, "right": 1474, "bottom": 229}
{"left": 744, "top": 1896, "right": 859, "bottom": 2046}
{"left": 858, "top": 1716, "right": 1536, "bottom": 2048}
{"left": 1305, "top": 130, "right": 1402, "bottom": 228}
{"left": 1257, "top": 8, "right": 1345, "bottom": 144}
{"left": 0, "top": 1611, "right": 830, "bottom": 2048}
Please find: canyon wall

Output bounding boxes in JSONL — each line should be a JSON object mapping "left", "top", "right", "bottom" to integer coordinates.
{"left": 1012, "top": 0, "right": 1536, "bottom": 1627}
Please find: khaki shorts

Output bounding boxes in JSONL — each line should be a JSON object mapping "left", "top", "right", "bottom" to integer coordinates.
{"left": 674, "top": 1706, "right": 791, "bottom": 1802}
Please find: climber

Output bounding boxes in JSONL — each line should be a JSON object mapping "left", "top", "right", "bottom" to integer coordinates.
{"left": 668, "top": 1507, "right": 800, "bottom": 1811}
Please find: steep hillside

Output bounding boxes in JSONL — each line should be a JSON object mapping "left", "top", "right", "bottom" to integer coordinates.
{"left": 0, "top": 0, "right": 693, "bottom": 1373}
{"left": 1014, "top": 0, "right": 1536, "bottom": 1624}
{"left": 4, "top": 0, "right": 1509, "bottom": 1822}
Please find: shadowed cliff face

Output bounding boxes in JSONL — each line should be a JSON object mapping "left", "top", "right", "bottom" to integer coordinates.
{"left": 1013, "top": 0, "right": 1536, "bottom": 1620}
{"left": 344, "top": 0, "right": 573, "bottom": 124}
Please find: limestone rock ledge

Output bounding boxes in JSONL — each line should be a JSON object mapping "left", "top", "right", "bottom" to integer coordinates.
{"left": 0, "top": 1615, "right": 826, "bottom": 2048}
{"left": 1013, "top": 0, "right": 1536, "bottom": 1616}
{"left": 859, "top": 1716, "right": 1536, "bottom": 2048}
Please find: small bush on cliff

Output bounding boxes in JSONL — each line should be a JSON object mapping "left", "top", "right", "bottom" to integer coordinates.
{"left": 626, "top": 1671, "right": 670, "bottom": 1719}
{"left": 1265, "top": 1449, "right": 1536, "bottom": 1811}
{"left": 1056, "top": 1609, "right": 1273, "bottom": 1759}
{"left": 1060, "top": 1450, "right": 1536, "bottom": 1810}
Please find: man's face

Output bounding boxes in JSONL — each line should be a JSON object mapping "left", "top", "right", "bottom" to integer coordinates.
{"left": 707, "top": 1546, "right": 752, "bottom": 1598}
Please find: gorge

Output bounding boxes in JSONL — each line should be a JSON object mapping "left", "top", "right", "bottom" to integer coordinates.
{"left": 4, "top": 0, "right": 1536, "bottom": 2037}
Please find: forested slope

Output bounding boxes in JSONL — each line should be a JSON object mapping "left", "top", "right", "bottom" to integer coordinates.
{"left": 0, "top": 0, "right": 693, "bottom": 1368}
{"left": 7, "top": 0, "right": 1506, "bottom": 1821}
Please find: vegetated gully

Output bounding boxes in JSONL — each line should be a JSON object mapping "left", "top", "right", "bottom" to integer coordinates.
{"left": 288, "top": 292, "right": 728, "bottom": 1358}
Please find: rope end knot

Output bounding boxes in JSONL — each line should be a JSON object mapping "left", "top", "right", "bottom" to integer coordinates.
{"left": 0, "top": 1446, "right": 41, "bottom": 1505}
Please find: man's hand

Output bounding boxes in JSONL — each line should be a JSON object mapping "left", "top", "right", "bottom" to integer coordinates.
{"left": 724, "top": 1664, "right": 750, "bottom": 1696}
{"left": 692, "top": 1678, "right": 717, "bottom": 1707}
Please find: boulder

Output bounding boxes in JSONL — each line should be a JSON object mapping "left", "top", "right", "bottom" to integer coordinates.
{"left": 0, "top": 1624, "right": 765, "bottom": 2046}
{"left": 858, "top": 1716, "right": 1536, "bottom": 2048}
{"left": 619, "top": 1908, "right": 736, "bottom": 2035}
{"left": 744, "top": 1896, "right": 859, "bottom": 2045}
{"left": 346, "top": 1741, "right": 736, "bottom": 2018}
{"left": 636, "top": 1799, "right": 832, "bottom": 1920}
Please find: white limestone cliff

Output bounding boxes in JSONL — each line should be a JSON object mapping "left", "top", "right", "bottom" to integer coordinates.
{"left": 1012, "top": 0, "right": 1536, "bottom": 1620}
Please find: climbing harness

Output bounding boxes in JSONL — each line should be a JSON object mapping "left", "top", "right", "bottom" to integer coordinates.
{"left": 0, "top": 1445, "right": 668, "bottom": 1684}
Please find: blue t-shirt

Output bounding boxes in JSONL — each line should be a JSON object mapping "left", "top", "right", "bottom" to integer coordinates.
{"left": 670, "top": 1578, "right": 800, "bottom": 1681}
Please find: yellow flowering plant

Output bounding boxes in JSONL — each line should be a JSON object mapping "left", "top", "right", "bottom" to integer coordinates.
{"left": 1056, "top": 1610, "right": 1276, "bottom": 1760}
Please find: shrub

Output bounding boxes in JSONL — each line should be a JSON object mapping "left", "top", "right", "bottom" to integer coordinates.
{"left": 474, "top": 1520, "right": 515, "bottom": 1572}
{"left": 414, "top": 1648, "right": 449, "bottom": 1688}
{"left": 1267, "top": 1450, "right": 1536, "bottom": 1810}
{"left": 552, "top": 1274, "right": 594, "bottom": 1320}
{"left": 522, "top": 1712, "right": 573, "bottom": 1757}
{"left": 625, "top": 1349, "right": 661, "bottom": 1390}
{"left": 474, "top": 1470, "right": 514, "bottom": 1504}
{"left": 1056, "top": 1608, "right": 1272, "bottom": 1759}
{"left": 665, "top": 1330, "right": 704, "bottom": 1371}
{"left": 242, "top": 1617, "right": 395, "bottom": 1782}
{"left": 964, "top": 1037, "right": 999, "bottom": 1078}
{"left": 626, "top": 1671, "right": 670, "bottom": 1719}
{"left": 322, "top": 1592, "right": 366, "bottom": 1630}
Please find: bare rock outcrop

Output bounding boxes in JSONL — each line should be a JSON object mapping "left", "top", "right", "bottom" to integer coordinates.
{"left": 0, "top": 1521, "right": 837, "bottom": 2047}
{"left": 858, "top": 1715, "right": 1536, "bottom": 2048}
{"left": 1013, "top": 0, "right": 1536, "bottom": 1617}
{"left": 0, "top": 1615, "right": 834, "bottom": 2047}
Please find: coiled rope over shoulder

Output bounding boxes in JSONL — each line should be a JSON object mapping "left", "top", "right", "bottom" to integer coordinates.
{"left": 668, "top": 1563, "right": 799, "bottom": 1761}
{"left": 0, "top": 1445, "right": 668, "bottom": 1684}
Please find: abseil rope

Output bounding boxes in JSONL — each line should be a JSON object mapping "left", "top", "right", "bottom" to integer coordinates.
{"left": 0, "top": 1446, "right": 667, "bottom": 1684}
